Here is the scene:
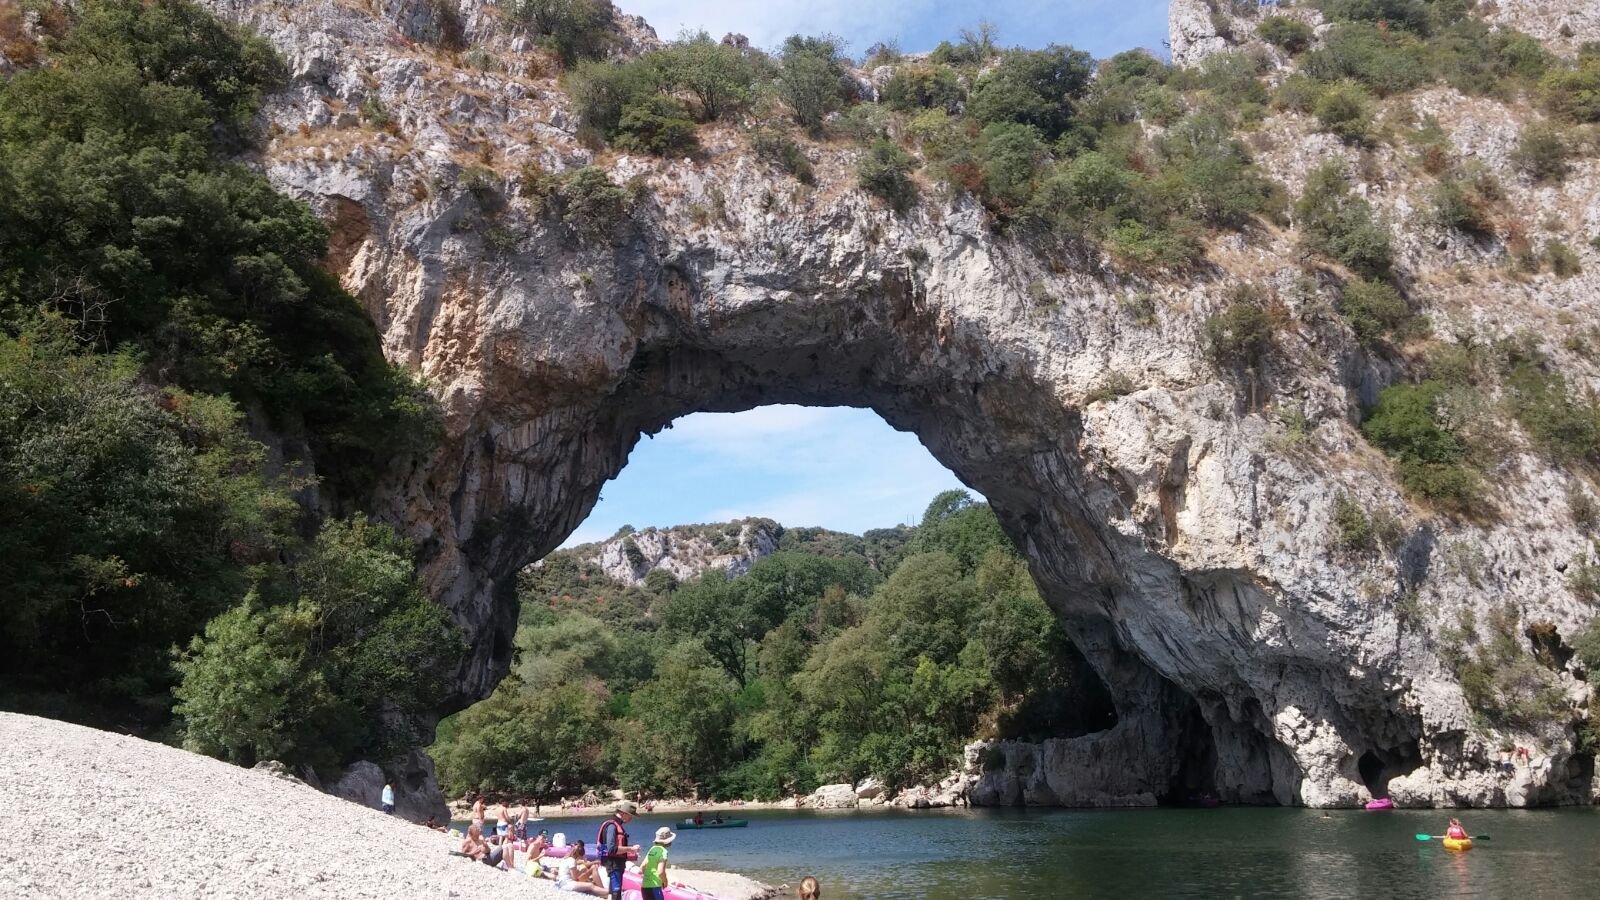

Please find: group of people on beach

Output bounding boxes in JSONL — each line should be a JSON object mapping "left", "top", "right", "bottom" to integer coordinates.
{"left": 449, "top": 796, "right": 819, "bottom": 900}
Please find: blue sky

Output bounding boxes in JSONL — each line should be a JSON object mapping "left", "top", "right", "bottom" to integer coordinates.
{"left": 561, "top": 406, "right": 974, "bottom": 546}
{"left": 621, "top": 0, "right": 1171, "bottom": 60}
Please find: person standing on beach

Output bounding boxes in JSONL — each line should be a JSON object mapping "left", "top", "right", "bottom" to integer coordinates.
{"left": 640, "top": 826, "right": 674, "bottom": 900}
{"left": 597, "top": 800, "right": 639, "bottom": 900}
{"left": 381, "top": 782, "right": 394, "bottom": 814}
{"left": 472, "top": 796, "right": 485, "bottom": 830}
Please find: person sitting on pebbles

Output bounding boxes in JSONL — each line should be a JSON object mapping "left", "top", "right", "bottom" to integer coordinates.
{"left": 550, "top": 840, "right": 607, "bottom": 895}
{"left": 460, "top": 822, "right": 506, "bottom": 869}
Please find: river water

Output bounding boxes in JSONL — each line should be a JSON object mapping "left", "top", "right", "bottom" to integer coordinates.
{"left": 563, "top": 806, "right": 1600, "bottom": 899}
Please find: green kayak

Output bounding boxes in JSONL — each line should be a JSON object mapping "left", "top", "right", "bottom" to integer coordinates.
{"left": 679, "top": 818, "right": 748, "bottom": 829}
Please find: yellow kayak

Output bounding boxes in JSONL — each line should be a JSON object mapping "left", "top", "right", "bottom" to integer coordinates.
{"left": 1442, "top": 836, "right": 1473, "bottom": 852}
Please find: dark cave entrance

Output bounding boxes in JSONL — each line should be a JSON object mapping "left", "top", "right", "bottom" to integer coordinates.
{"left": 1358, "top": 743, "right": 1423, "bottom": 798}
{"left": 1160, "top": 702, "right": 1220, "bottom": 806}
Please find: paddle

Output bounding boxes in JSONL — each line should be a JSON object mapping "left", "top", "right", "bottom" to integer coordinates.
{"left": 1414, "top": 833, "right": 1492, "bottom": 841}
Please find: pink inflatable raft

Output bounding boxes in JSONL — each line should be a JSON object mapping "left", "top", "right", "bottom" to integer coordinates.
{"left": 620, "top": 868, "right": 721, "bottom": 900}
{"left": 1365, "top": 798, "right": 1394, "bottom": 811}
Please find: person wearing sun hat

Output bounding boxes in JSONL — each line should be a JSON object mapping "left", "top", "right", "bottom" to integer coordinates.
{"left": 597, "top": 800, "right": 639, "bottom": 900}
{"left": 640, "top": 826, "right": 675, "bottom": 900}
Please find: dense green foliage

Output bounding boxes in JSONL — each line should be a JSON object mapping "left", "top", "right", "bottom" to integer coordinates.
{"left": 174, "top": 519, "right": 463, "bottom": 768}
{"left": 0, "top": 316, "right": 297, "bottom": 723}
{"left": 1339, "top": 279, "right": 1413, "bottom": 347}
{"left": 0, "top": 0, "right": 434, "bottom": 501}
{"left": 0, "top": 2, "right": 451, "bottom": 769}
{"left": 432, "top": 491, "right": 1108, "bottom": 800}
{"left": 882, "top": 63, "right": 964, "bottom": 113}
{"left": 1204, "top": 296, "right": 1273, "bottom": 369}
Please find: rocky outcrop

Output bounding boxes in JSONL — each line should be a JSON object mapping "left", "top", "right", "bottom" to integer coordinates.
{"left": 325, "top": 751, "right": 450, "bottom": 823}
{"left": 202, "top": 0, "right": 1600, "bottom": 809}
{"left": 1167, "top": 0, "right": 1231, "bottom": 68}
{"left": 574, "top": 519, "right": 781, "bottom": 587}
{"left": 807, "top": 783, "right": 860, "bottom": 809}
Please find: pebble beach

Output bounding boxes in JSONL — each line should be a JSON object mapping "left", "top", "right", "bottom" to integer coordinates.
{"left": 0, "top": 713, "right": 767, "bottom": 899}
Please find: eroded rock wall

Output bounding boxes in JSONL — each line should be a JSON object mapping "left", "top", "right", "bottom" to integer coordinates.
{"left": 204, "top": 0, "right": 1600, "bottom": 808}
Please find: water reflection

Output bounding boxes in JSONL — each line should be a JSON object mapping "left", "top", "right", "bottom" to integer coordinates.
{"left": 618, "top": 806, "right": 1600, "bottom": 899}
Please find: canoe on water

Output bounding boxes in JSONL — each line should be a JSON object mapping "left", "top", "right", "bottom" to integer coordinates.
{"left": 679, "top": 818, "right": 748, "bottom": 829}
{"left": 1442, "top": 836, "right": 1474, "bottom": 852}
{"left": 1365, "top": 798, "right": 1394, "bottom": 811}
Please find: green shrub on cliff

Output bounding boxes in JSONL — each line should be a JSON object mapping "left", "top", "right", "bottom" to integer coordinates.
{"left": 857, "top": 139, "right": 919, "bottom": 213}
{"left": 1340, "top": 279, "right": 1415, "bottom": 346}
{"left": 1447, "top": 602, "right": 1569, "bottom": 731}
{"left": 1539, "top": 53, "right": 1600, "bottom": 123}
{"left": 1362, "top": 381, "right": 1482, "bottom": 512}
{"left": 776, "top": 34, "right": 855, "bottom": 132}
{"left": 1499, "top": 336, "right": 1600, "bottom": 463}
{"left": 967, "top": 44, "right": 1095, "bottom": 140}
{"left": 1295, "top": 163, "right": 1394, "bottom": 278}
{"left": 1258, "top": 16, "right": 1314, "bottom": 54}
{"left": 1313, "top": 81, "right": 1375, "bottom": 144}
{"left": 503, "top": 0, "right": 616, "bottom": 66}
{"left": 882, "top": 62, "right": 965, "bottom": 113}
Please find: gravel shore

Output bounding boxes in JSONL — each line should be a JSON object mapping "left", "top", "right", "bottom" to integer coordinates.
{"left": 0, "top": 714, "right": 766, "bottom": 899}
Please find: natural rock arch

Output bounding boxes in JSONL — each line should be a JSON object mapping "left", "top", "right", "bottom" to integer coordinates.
{"left": 378, "top": 219, "right": 1411, "bottom": 808}
{"left": 217, "top": 0, "right": 1600, "bottom": 810}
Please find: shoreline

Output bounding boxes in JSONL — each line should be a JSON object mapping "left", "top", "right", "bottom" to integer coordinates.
{"left": 452, "top": 798, "right": 806, "bottom": 821}
{"left": 0, "top": 712, "right": 771, "bottom": 900}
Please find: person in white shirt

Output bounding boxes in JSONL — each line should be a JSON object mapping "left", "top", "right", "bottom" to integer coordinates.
{"left": 381, "top": 782, "right": 395, "bottom": 814}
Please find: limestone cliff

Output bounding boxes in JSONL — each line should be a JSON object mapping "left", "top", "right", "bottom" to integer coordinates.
{"left": 206, "top": 0, "right": 1600, "bottom": 808}
{"left": 564, "top": 520, "right": 780, "bottom": 587}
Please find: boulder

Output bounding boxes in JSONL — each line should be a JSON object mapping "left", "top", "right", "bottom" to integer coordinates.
{"left": 808, "top": 783, "right": 858, "bottom": 809}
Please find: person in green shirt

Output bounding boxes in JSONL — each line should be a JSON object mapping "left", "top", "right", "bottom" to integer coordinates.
{"left": 641, "top": 826, "right": 675, "bottom": 899}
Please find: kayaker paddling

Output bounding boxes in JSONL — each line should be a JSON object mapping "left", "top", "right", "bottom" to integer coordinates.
{"left": 1442, "top": 817, "right": 1473, "bottom": 851}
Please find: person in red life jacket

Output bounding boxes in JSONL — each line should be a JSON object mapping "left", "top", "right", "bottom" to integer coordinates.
{"left": 597, "top": 800, "right": 640, "bottom": 900}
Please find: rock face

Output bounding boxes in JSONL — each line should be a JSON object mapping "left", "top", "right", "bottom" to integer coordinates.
{"left": 203, "top": 0, "right": 1600, "bottom": 809}
{"left": 1167, "top": 0, "right": 1230, "bottom": 68}
{"left": 572, "top": 519, "right": 781, "bottom": 587}
{"left": 325, "top": 751, "right": 450, "bottom": 823}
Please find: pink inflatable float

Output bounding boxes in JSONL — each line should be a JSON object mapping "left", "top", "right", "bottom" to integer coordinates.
{"left": 1365, "top": 798, "right": 1394, "bottom": 811}
{"left": 620, "top": 869, "right": 720, "bottom": 900}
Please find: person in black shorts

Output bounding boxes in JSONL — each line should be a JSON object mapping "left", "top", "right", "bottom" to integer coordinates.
{"left": 596, "top": 801, "right": 639, "bottom": 900}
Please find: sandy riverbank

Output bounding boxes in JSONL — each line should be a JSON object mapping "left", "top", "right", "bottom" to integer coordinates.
{"left": 0, "top": 713, "right": 769, "bottom": 899}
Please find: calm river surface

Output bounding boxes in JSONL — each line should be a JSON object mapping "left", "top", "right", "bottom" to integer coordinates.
{"left": 558, "top": 806, "right": 1600, "bottom": 899}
